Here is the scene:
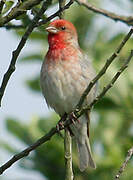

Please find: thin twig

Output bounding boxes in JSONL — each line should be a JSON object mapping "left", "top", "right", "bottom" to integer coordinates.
{"left": 0, "top": 0, "right": 6, "bottom": 14}
{"left": 37, "top": 0, "right": 74, "bottom": 27}
{"left": 0, "top": 128, "right": 57, "bottom": 175}
{"left": 115, "top": 146, "right": 133, "bottom": 180}
{"left": 0, "top": 0, "right": 74, "bottom": 107}
{"left": 75, "top": 0, "right": 133, "bottom": 26}
{"left": 59, "top": 0, "right": 66, "bottom": 18}
{"left": 0, "top": 0, "right": 53, "bottom": 107}
{"left": 0, "top": 31, "right": 132, "bottom": 175}
{"left": 0, "top": 0, "right": 133, "bottom": 27}
{"left": 0, "top": 0, "right": 73, "bottom": 27}
{"left": 0, "top": 112, "right": 77, "bottom": 175}
{"left": 0, "top": 0, "right": 43, "bottom": 27}
{"left": 76, "top": 27, "right": 133, "bottom": 110}
{"left": 1, "top": 0, "right": 74, "bottom": 29}
{"left": 78, "top": 50, "right": 133, "bottom": 117}
{"left": 64, "top": 129, "right": 74, "bottom": 180}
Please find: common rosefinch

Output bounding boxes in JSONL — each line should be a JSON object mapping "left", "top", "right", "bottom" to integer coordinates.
{"left": 40, "top": 19, "right": 97, "bottom": 171}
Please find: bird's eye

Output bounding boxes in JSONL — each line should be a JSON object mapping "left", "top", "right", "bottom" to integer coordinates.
{"left": 61, "top": 26, "right": 66, "bottom": 30}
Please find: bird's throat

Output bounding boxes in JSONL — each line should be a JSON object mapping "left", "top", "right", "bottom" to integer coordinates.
{"left": 46, "top": 33, "right": 79, "bottom": 63}
{"left": 48, "top": 33, "right": 67, "bottom": 50}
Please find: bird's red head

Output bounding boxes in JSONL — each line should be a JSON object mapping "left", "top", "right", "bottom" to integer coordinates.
{"left": 46, "top": 19, "right": 78, "bottom": 50}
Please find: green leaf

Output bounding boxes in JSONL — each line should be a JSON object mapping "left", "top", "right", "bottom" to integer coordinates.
{"left": 95, "top": 97, "right": 119, "bottom": 110}
{"left": 15, "top": 13, "right": 30, "bottom": 25}
{"left": 26, "top": 76, "right": 40, "bottom": 92}
{"left": 21, "top": 53, "right": 43, "bottom": 62}
{"left": 6, "top": 118, "right": 32, "bottom": 144}
{"left": 0, "top": 141, "right": 17, "bottom": 154}
{"left": 37, "top": 114, "right": 59, "bottom": 132}
{"left": 15, "top": 30, "right": 46, "bottom": 40}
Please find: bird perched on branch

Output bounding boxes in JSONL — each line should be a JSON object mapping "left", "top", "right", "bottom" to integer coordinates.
{"left": 40, "top": 19, "right": 97, "bottom": 171}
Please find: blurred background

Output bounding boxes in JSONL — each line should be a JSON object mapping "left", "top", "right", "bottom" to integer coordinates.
{"left": 1, "top": 0, "right": 133, "bottom": 179}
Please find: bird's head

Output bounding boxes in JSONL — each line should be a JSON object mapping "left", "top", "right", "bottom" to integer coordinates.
{"left": 46, "top": 19, "right": 78, "bottom": 49}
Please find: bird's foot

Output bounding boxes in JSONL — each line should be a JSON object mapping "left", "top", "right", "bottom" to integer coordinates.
{"left": 56, "top": 121, "right": 64, "bottom": 131}
{"left": 56, "top": 113, "right": 67, "bottom": 131}
{"left": 56, "top": 111, "right": 79, "bottom": 136}
{"left": 69, "top": 111, "right": 80, "bottom": 124}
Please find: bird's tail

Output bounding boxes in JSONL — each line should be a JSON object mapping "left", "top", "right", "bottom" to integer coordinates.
{"left": 71, "top": 115, "right": 96, "bottom": 171}
{"left": 76, "top": 134, "right": 96, "bottom": 171}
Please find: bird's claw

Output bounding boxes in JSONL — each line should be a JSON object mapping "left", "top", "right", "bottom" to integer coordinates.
{"left": 56, "top": 113, "right": 67, "bottom": 131}
{"left": 56, "top": 121, "right": 64, "bottom": 131}
{"left": 69, "top": 112, "right": 79, "bottom": 124}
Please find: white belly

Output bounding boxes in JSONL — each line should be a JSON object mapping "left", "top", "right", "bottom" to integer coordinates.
{"left": 40, "top": 59, "right": 96, "bottom": 116}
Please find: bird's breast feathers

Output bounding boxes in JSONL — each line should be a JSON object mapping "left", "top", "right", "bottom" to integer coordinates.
{"left": 40, "top": 49, "right": 96, "bottom": 116}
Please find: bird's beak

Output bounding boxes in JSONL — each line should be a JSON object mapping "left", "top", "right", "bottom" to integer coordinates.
{"left": 46, "top": 26, "right": 58, "bottom": 34}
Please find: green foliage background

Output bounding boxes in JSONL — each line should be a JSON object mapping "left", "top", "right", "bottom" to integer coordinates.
{"left": 1, "top": 0, "right": 133, "bottom": 180}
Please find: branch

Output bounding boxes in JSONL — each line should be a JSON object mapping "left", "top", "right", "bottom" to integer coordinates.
{"left": 37, "top": 0, "right": 74, "bottom": 27}
{"left": 0, "top": 0, "right": 132, "bottom": 27}
{"left": 0, "top": 0, "right": 74, "bottom": 107}
{"left": 59, "top": 0, "right": 66, "bottom": 19}
{"left": 1, "top": 0, "right": 74, "bottom": 29}
{"left": 0, "top": 28, "right": 132, "bottom": 175}
{"left": 0, "top": 0, "right": 73, "bottom": 27}
{"left": 77, "top": 27, "right": 133, "bottom": 110}
{"left": 75, "top": 0, "right": 133, "bottom": 26}
{"left": 0, "top": 112, "right": 77, "bottom": 175}
{"left": 0, "top": 128, "right": 56, "bottom": 175}
{"left": 0, "top": 0, "right": 53, "bottom": 107}
{"left": 0, "top": 0, "right": 44, "bottom": 27}
{"left": 115, "top": 146, "right": 133, "bottom": 179}
{"left": 64, "top": 129, "right": 74, "bottom": 180}
{"left": 78, "top": 50, "right": 133, "bottom": 117}
{"left": 66, "top": 50, "right": 133, "bottom": 132}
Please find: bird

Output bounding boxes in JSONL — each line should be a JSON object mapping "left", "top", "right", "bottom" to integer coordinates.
{"left": 40, "top": 19, "right": 97, "bottom": 171}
